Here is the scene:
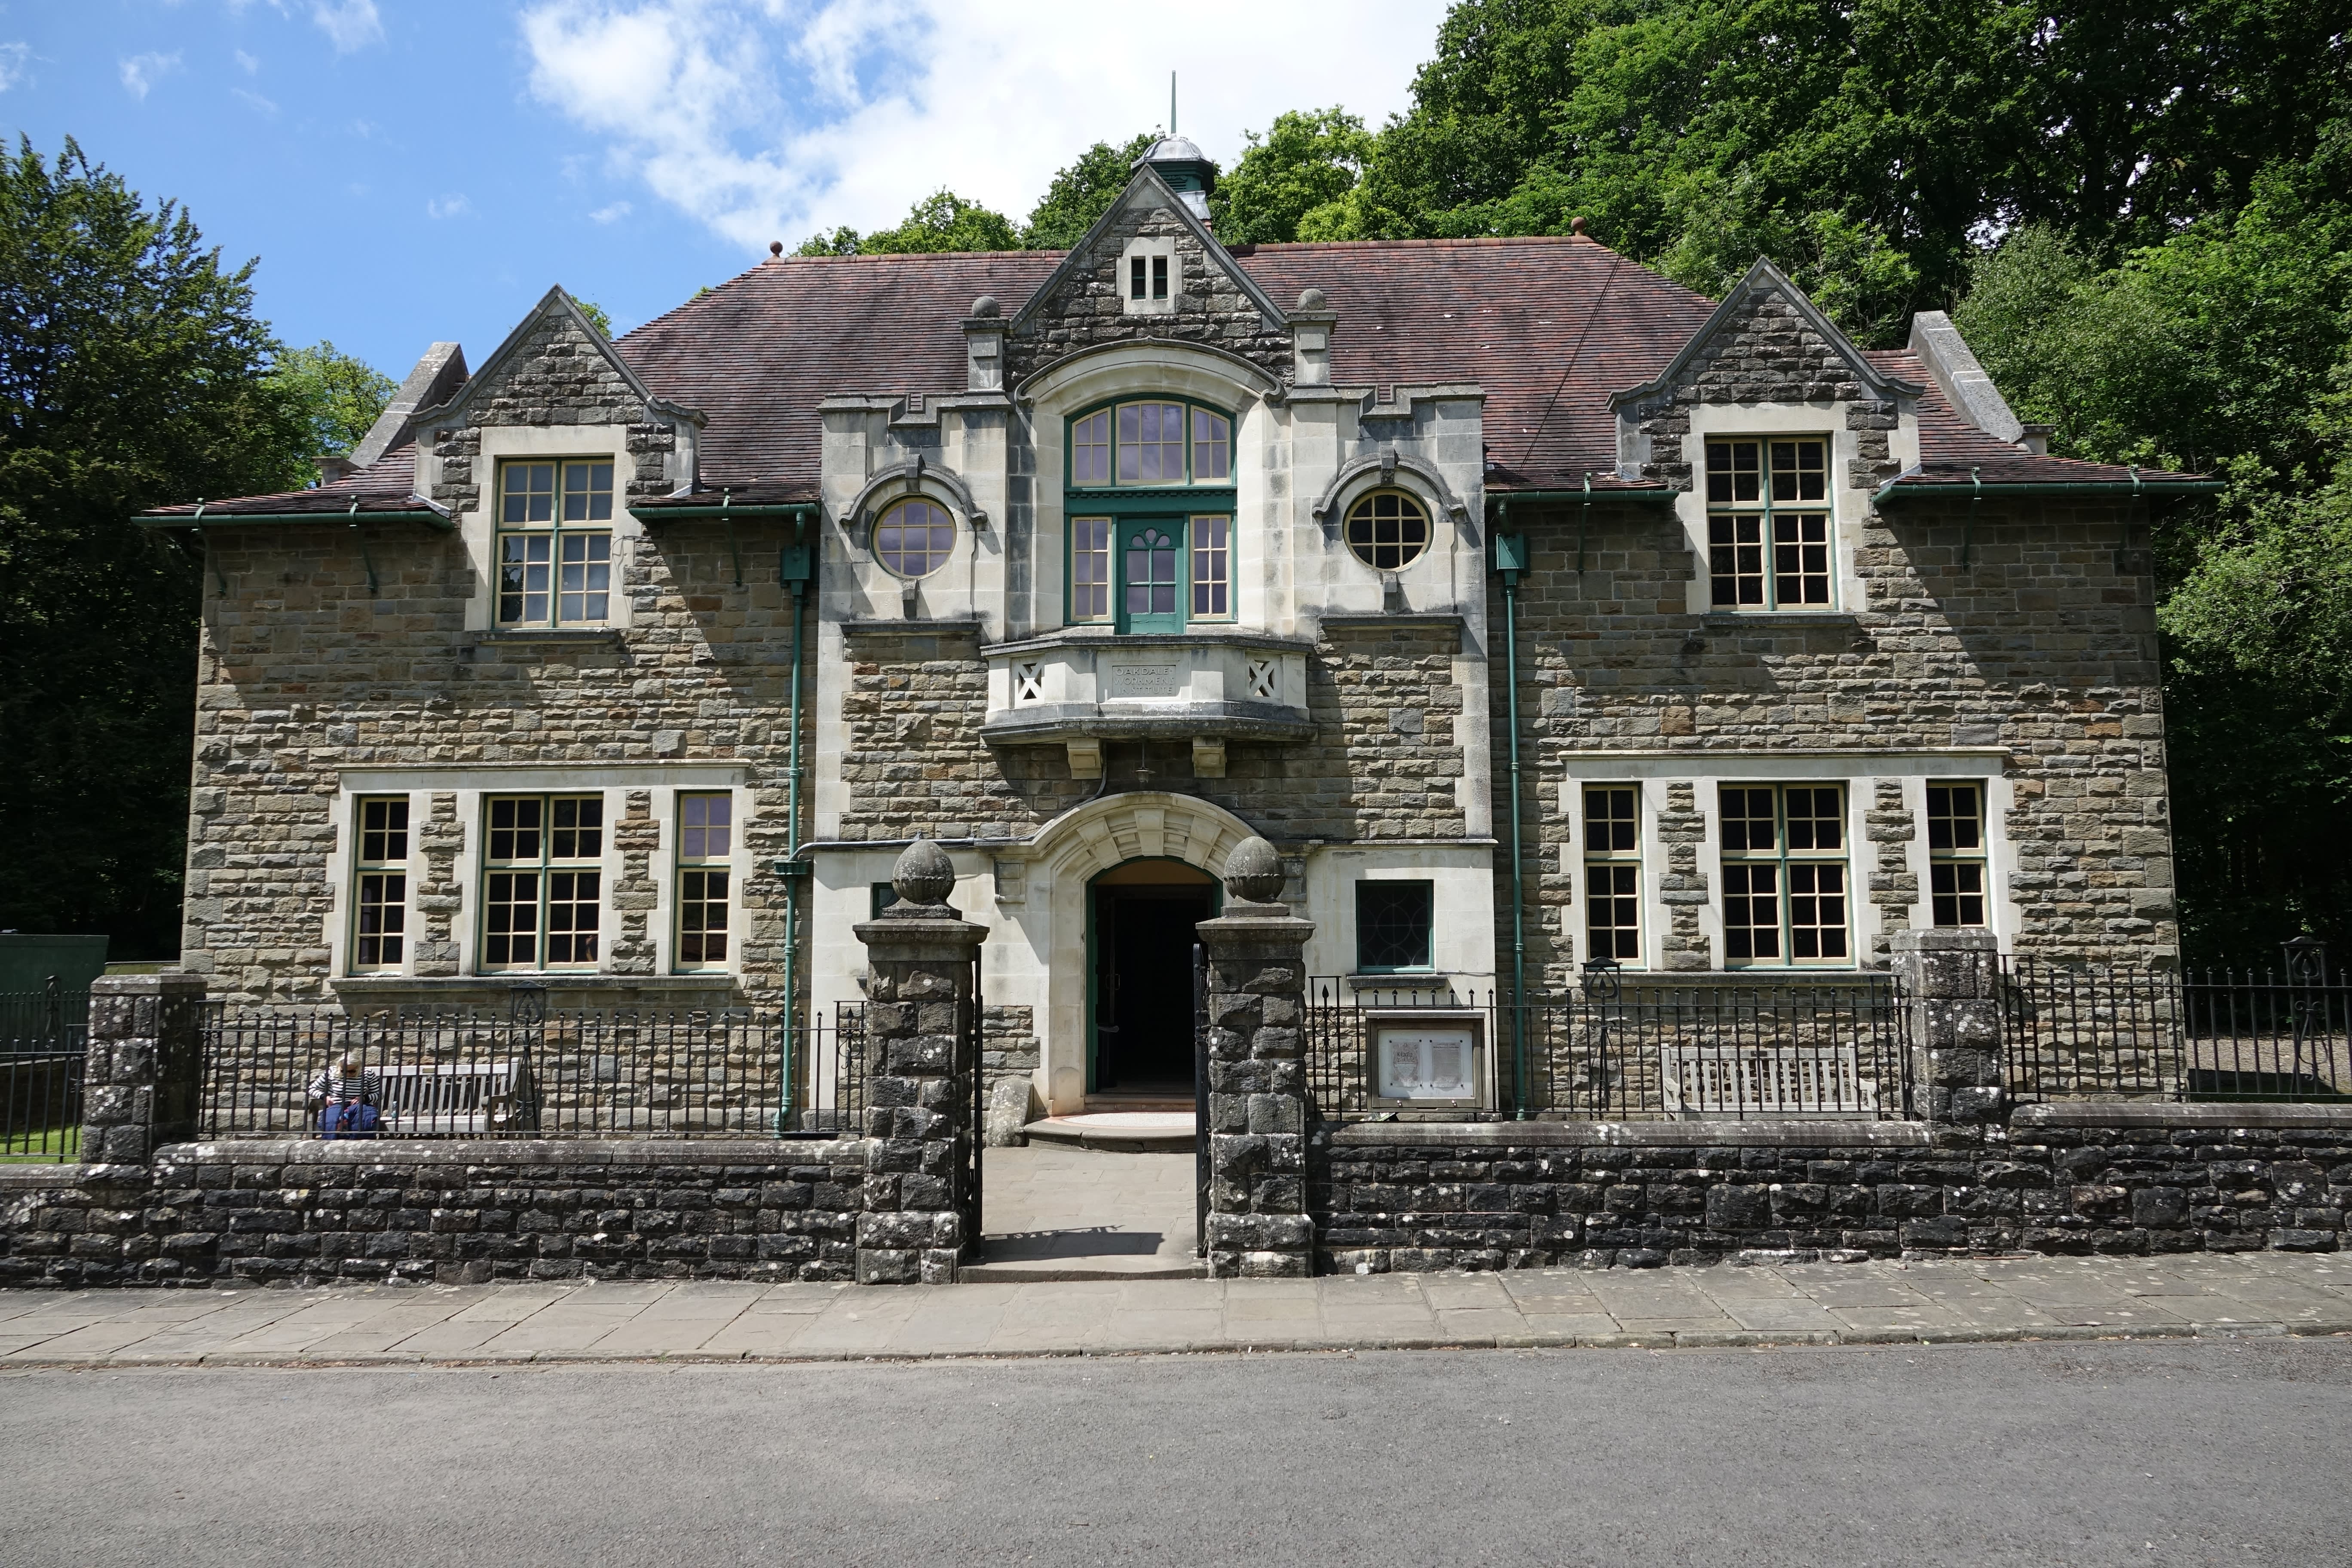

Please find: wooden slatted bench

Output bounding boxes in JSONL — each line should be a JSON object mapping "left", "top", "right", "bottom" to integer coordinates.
{"left": 1661, "top": 1044, "right": 1877, "bottom": 1118}
{"left": 374, "top": 1059, "right": 534, "bottom": 1136}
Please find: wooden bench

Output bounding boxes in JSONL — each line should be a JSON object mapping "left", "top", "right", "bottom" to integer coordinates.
{"left": 375, "top": 1059, "right": 534, "bottom": 1136}
{"left": 1661, "top": 1044, "right": 1876, "bottom": 1117}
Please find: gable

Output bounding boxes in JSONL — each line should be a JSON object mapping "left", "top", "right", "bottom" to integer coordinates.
{"left": 420, "top": 286, "right": 695, "bottom": 432}
{"left": 1612, "top": 259, "right": 1920, "bottom": 412}
{"left": 1004, "top": 169, "right": 1290, "bottom": 390}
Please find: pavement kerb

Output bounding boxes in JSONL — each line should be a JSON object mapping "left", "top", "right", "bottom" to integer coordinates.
{"left": 4, "top": 1323, "right": 2349, "bottom": 1371}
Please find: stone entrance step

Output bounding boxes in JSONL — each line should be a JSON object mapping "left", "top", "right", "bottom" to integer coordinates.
{"left": 959, "top": 1255, "right": 1206, "bottom": 1282}
{"left": 1023, "top": 1111, "right": 1198, "bottom": 1153}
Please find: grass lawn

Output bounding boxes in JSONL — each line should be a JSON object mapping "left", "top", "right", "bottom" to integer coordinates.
{"left": 0, "top": 1124, "right": 80, "bottom": 1162}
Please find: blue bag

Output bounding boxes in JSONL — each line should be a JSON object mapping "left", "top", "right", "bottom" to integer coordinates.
{"left": 319, "top": 1100, "right": 382, "bottom": 1139}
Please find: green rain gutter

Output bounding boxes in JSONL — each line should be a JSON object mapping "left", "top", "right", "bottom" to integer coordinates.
{"left": 627, "top": 502, "right": 824, "bottom": 522}
{"left": 1489, "top": 505, "right": 1532, "bottom": 1119}
{"left": 772, "top": 531, "right": 817, "bottom": 1133}
{"left": 133, "top": 508, "right": 454, "bottom": 530}
{"left": 1870, "top": 472, "right": 2223, "bottom": 507}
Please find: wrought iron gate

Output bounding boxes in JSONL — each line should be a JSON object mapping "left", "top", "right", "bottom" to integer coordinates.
{"left": 1193, "top": 941, "right": 1209, "bottom": 1258}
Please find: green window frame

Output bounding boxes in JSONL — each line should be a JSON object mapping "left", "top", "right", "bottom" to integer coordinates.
{"left": 1356, "top": 880, "right": 1435, "bottom": 973}
{"left": 1063, "top": 396, "right": 1237, "bottom": 632}
{"left": 1927, "top": 781, "right": 1989, "bottom": 928}
{"left": 480, "top": 793, "right": 604, "bottom": 972}
{"left": 675, "top": 792, "right": 733, "bottom": 971}
{"left": 349, "top": 795, "right": 408, "bottom": 973}
{"left": 1706, "top": 438, "right": 1833, "bottom": 611}
{"left": 497, "top": 458, "right": 614, "bottom": 626}
{"left": 1583, "top": 786, "right": 1642, "bottom": 965}
{"left": 1719, "top": 784, "right": 1851, "bottom": 966}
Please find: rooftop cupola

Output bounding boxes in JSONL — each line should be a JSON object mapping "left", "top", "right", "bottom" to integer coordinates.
{"left": 1135, "top": 133, "right": 1215, "bottom": 222}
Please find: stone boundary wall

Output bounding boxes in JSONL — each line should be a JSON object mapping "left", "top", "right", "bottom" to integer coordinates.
{"left": 1313, "top": 1105, "right": 2352, "bottom": 1272}
{"left": 0, "top": 1139, "right": 869, "bottom": 1289}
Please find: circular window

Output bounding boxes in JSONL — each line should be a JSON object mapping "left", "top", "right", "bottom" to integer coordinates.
{"left": 1344, "top": 489, "right": 1431, "bottom": 571}
{"left": 873, "top": 498, "right": 956, "bottom": 579}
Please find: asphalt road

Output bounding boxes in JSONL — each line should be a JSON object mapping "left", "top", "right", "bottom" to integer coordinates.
{"left": 6, "top": 1338, "right": 2349, "bottom": 1568}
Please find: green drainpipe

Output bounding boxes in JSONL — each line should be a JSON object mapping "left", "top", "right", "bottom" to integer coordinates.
{"left": 775, "top": 537, "right": 816, "bottom": 1132}
{"left": 1491, "top": 524, "right": 1531, "bottom": 1119}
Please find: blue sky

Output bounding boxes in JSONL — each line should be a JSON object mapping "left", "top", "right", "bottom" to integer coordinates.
{"left": 0, "top": 1, "right": 1447, "bottom": 386}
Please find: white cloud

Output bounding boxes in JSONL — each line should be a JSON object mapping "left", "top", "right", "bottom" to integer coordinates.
{"left": 0, "top": 43, "right": 28, "bottom": 92}
{"left": 234, "top": 49, "right": 262, "bottom": 74}
{"left": 590, "top": 201, "right": 633, "bottom": 223}
{"left": 312, "top": 0, "right": 384, "bottom": 53}
{"left": 426, "top": 193, "right": 473, "bottom": 220}
{"left": 518, "top": 0, "right": 1446, "bottom": 252}
{"left": 233, "top": 87, "right": 279, "bottom": 114}
{"left": 120, "top": 51, "right": 183, "bottom": 100}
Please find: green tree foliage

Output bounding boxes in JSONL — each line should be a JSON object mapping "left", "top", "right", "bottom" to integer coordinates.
{"left": 270, "top": 341, "right": 395, "bottom": 459}
{"left": 1210, "top": 108, "right": 1375, "bottom": 245}
{"left": 794, "top": 190, "right": 1020, "bottom": 257}
{"left": 0, "top": 138, "right": 312, "bottom": 957}
{"left": 1332, "top": 0, "right": 2349, "bottom": 346}
{"left": 1955, "top": 141, "right": 2352, "bottom": 962}
{"left": 573, "top": 299, "right": 616, "bottom": 337}
{"left": 1022, "top": 135, "right": 1157, "bottom": 249}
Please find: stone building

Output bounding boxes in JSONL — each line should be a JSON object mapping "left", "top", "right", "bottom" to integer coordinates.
{"left": 138, "top": 138, "right": 2209, "bottom": 1118}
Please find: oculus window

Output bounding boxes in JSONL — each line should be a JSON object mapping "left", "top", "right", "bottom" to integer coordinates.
{"left": 1706, "top": 438, "right": 1831, "bottom": 610}
{"left": 873, "top": 498, "right": 956, "bottom": 579}
{"left": 1344, "top": 489, "right": 1431, "bottom": 571}
{"left": 497, "top": 459, "right": 612, "bottom": 626}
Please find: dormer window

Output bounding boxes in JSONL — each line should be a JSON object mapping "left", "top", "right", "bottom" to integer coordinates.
{"left": 1130, "top": 254, "right": 1168, "bottom": 302}
{"left": 1118, "top": 237, "right": 1178, "bottom": 316}
{"left": 1706, "top": 437, "right": 1833, "bottom": 611}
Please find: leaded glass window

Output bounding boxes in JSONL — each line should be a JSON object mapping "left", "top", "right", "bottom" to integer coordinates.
{"left": 1706, "top": 438, "right": 1832, "bottom": 610}
{"left": 1357, "top": 881, "right": 1435, "bottom": 972}
{"left": 1071, "top": 517, "right": 1112, "bottom": 621}
{"left": 1117, "top": 402, "right": 1187, "bottom": 484}
{"left": 1124, "top": 525, "right": 1179, "bottom": 617}
{"left": 1071, "top": 411, "right": 1111, "bottom": 485}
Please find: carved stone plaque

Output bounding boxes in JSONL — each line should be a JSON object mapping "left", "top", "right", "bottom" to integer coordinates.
{"left": 1105, "top": 659, "right": 1183, "bottom": 698}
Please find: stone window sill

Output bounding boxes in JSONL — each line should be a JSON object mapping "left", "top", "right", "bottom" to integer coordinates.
{"left": 468, "top": 628, "right": 624, "bottom": 646}
{"left": 1700, "top": 611, "right": 1859, "bottom": 630}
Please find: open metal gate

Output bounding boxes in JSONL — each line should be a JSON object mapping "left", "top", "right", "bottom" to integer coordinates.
{"left": 1192, "top": 942, "right": 1209, "bottom": 1258}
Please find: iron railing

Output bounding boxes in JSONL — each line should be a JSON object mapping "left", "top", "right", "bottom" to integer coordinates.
{"left": 1308, "top": 971, "right": 1906, "bottom": 1122}
{"left": 198, "top": 998, "right": 870, "bottom": 1139}
{"left": 2005, "top": 943, "right": 2352, "bottom": 1102}
{"left": 1, "top": 980, "right": 86, "bottom": 1161}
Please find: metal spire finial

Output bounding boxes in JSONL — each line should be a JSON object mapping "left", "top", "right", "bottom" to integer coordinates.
{"left": 1170, "top": 71, "right": 1176, "bottom": 136}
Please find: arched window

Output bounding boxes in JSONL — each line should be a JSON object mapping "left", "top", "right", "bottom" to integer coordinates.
{"left": 873, "top": 498, "right": 956, "bottom": 579}
{"left": 1064, "top": 395, "right": 1236, "bottom": 632}
{"left": 1344, "top": 489, "right": 1431, "bottom": 571}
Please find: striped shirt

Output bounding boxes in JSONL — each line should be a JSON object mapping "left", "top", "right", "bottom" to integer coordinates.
{"left": 307, "top": 1067, "right": 382, "bottom": 1106}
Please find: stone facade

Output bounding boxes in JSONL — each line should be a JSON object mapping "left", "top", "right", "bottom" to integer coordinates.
{"left": 1003, "top": 189, "right": 1289, "bottom": 389}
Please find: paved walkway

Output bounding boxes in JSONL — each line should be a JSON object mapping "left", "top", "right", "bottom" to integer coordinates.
{"left": 7, "top": 1252, "right": 2352, "bottom": 1364}
{"left": 969, "top": 1144, "right": 1198, "bottom": 1280}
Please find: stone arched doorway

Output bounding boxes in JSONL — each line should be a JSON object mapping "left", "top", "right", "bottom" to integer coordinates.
{"left": 1085, "top": 856, "right": 1220, "bottom": 1099}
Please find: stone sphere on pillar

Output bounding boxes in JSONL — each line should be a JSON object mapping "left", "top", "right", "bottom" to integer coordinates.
{"left": 1223, "top": 835, "right": 1285, "bottom": 905}
{"left": 891, "top": 837, "right": 957, "bottom": 910}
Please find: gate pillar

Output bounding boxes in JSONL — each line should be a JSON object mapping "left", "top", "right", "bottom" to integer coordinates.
{"left": 1195, "top": 837, "right": 1317, "bottom": 1278}
{"left": 1889, "top": 927, "right": 2005, "bottom": 1144}
{"left": 82, "top": 973, "right": 208, "bottom": 1167}
{"left": 852, "top": 839, "right": 986, "bottom": 1283}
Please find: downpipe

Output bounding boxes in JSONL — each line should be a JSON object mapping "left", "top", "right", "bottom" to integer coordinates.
{"left": 1493, "top": 527, "right": 1531, "bottom": 1119}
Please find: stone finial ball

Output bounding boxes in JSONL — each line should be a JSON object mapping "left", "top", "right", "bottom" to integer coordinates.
{"left": 1296, "top": 287, "right": 1327, "bottom": 311}
{"left": 891, "top": 837, "right": 956, "bottom": 908}
{"left": 971, "top": 294, "right": 1000, "bottom": 317}
{"left": 1223, "top": 836, "right": 1285, "bottom": 904}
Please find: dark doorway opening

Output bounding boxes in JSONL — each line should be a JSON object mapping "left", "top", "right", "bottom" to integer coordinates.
{"left": 1089, "top": 858, "right": 1217, "bottom": 1097}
